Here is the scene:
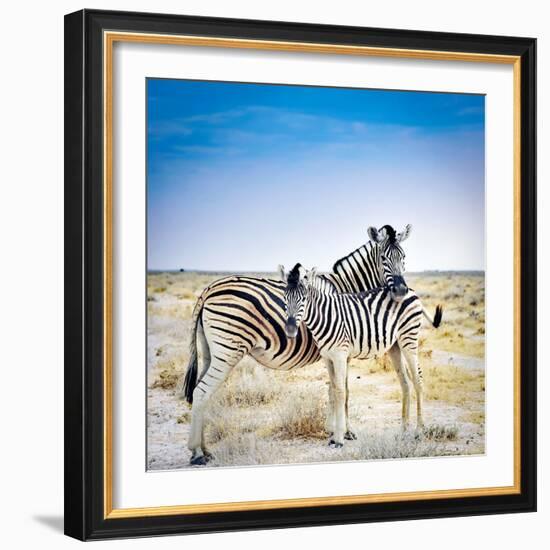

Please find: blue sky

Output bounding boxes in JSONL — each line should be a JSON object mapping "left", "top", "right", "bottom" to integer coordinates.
{"left": 147, "top": 79, "right": 485, "bottom": 272}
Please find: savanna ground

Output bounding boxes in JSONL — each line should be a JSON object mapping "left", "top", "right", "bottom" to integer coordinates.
{"left": 147, "top": 271, "right": 485, "bottom": 470}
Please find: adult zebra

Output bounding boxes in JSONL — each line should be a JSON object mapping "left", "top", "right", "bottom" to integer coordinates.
{"left": 182, "top": 224, "right": 412, "bottom": 465}
{"left": 283, "top": 264, "right": 443, "bottom": 447}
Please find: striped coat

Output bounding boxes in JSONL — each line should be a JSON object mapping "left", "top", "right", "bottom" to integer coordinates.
{"left": 291, "top": 277, "right": 427, "bottom": 360}
{"left": 283, "top": 266, "right": 442, "bottom": 446}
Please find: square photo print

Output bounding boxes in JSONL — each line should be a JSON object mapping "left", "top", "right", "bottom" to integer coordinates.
{"left": 145, "top": 78, "right": 485, "bottom": 470}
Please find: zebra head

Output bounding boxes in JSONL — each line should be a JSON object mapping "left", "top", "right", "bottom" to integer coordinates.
{"left": 367, "top": 224, "right": 412, "bottom": 301}
{"left": 280, "top": 263, "right": 315, "bottom": 339}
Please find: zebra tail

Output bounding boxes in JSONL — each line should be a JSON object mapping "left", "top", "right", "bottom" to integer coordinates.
{"left": 423, "top": 305, "right": 443, "bottom": 328}
{"left": 181, "top": 296, "right": 204, "bottom": 404}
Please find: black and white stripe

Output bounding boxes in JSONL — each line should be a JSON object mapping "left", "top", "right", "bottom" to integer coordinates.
{"left": 284, "top": 264, "right": 442, "bottom": 447}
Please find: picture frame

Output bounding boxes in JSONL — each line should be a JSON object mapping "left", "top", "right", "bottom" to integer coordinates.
{"left": 64, "top": 9, "right": 536, "bottom": 541}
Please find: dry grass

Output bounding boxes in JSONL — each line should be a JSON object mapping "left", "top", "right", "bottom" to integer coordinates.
{"left": 147, "top": 271, "right": 486, "bottom": 470}
{"left": 408, "top": 273, "right": 486, "bottom": 359}
{"left": 150, "top": 369, "right": 180, "bottom": 390}
{"left": 423, "top": 363, "right": 485, "bottom": 406}
{"left": 176, "top": 411, "right": 191, "bottom": 424}
{"left": 275, "top": 389, "right": 327, "bottom": 440}
{"left": 351, "top": 430, "right": 446, "bottom": 460}
{"left": 460, "top": 410, "right": 486, "bottom": 425}
{"left": 206, "top": 428, "right": 451, "bottom": 466}
{"left": 423, "top": 424, "right": 459, "bottom": 441}
{"left": 213, "top": 363, "right": 282, "bottom": 408}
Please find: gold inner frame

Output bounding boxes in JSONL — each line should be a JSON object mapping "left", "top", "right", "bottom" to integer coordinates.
{"left": 103, "top": 31, "right": 522, "bottom": 519}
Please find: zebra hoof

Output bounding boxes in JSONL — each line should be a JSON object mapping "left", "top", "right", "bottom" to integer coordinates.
{"left": 190, "top": 453, "right": 208, "bottom": 466}
{"left": 328, "top": 439, "right": 344, "bottom": 449}
{"left": 344, "top": 430, "right": 357, "bottom": 441}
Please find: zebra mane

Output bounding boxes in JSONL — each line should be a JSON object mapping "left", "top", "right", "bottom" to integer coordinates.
{"left": 287, "top": 263, "right": 302, "bottom": 289}
{"left": 332, "top": 243, "right": 370, "bottom": 273}
{"left": 381, "top": 225, "right": 397, "bottom": 244}
{"left": 355, "top": 285, "right": 391, "bottom": 299}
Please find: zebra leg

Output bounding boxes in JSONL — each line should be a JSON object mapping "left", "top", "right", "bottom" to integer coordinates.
{"left": 344, "top": 365, "right": 356, "bottom": 440}
{"left": 327, "top": 351, "right": 348, "bottom": 448}
{"left": 196, "top": 321, "right": 211, "bottom": 380}
{"left": 400, "top": 345, "right": 424, "bottom": 430}
{"left": 387, "top": 342, "right": 411, "bottom": 430}
{"left": 187, "top": 351, "right": 241, "bottom": 465}
{"left": 326, "top": 364, "right": 355, "bottom": 440}
{"left": 325, "top": 359, "right": 336, "bottom": 435}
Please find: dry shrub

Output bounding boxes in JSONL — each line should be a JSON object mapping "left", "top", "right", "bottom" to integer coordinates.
{"left": 376, "top": 354, "right": 393, "bottom": 372}
{"left": 360, "top": 354, "right": 392, "bottom": 374}
{"left": 275, "top": 389, "right": 326, "bottom": 440}
{"left": 150, "top": 369, "right": 180, "bottom": 389}
{"left": 423, "top": 424, "right": 459, "bottom": 441}
{"left": 205, "top": 398, "right": 265, "bottom": 446}
{"left": 353, "top": 429, "right": 445, "bottom": 460}
{"left": 149, "top": 353, "right": 186, "bottom": 389}
{"left": 176, "top": 411, "right": 191, "bottom": 424}
{"left": 208, "top": 433, "right": 280, "bottom": 467}
{"left": 203, "top": 363, "right": 284, "bottom": 446}
{"left": 209, "top": 433, "right": 257, "bottom": 465}
{"left": 214, "top": 363, "right": 281, "bottom": 408}
{"left": 205, "top": 403, "right": 236, "bottom": 444}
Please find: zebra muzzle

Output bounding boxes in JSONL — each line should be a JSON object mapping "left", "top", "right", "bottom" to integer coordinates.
{"left": 285, "top": 318, "right": 299, "bottom": 338}
{"left": 390, "top": 276, "right": 408, "bottom": 300}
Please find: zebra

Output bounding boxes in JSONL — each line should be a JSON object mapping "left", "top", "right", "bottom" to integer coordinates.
{"left": 283, "top": 264, "right": 442, "bottom": 448}
{"left": 181, "top": 224, "right": 414, "bottom": 465}
{"left": 330, "top": 224, "right": 411, "bottom": 297}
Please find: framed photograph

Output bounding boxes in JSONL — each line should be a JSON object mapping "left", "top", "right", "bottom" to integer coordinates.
{"left": 64, "top": 9, "right": 536, "bottom": 540}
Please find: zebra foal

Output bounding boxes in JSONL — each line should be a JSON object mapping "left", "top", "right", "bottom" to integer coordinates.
{"left": 283, "top": 264, "right": 442, "bottom": 448}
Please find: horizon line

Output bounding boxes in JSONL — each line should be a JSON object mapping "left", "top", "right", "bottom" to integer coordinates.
{"left": 147, "top": 268, "right": 486, "bottom": 274}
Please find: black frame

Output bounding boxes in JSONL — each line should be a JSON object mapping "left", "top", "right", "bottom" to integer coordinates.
{"left": 64, "top": 9, "right": 537, "bottom": 541}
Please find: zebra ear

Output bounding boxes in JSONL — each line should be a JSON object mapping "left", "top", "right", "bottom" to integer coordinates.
{"left": 396, "top": 224, "right": 412, "bottom": 243}
{"left": 278, "top": 265, "right": 286, "bottom": 281}
{"left": 367, "top": 226, "right": 384, "bottom": 243}
{"left": 306, "top": 267, "right": 318, "bottom": 285}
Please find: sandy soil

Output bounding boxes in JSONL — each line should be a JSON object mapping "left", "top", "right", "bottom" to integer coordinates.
{"left": 147, "top": 272, "right": 485, "bottom": 470}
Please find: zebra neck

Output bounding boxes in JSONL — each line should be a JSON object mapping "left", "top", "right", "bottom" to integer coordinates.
{"left": 303, "top": 286, "right": 334, "bottom": 337}
{"left": 330, "top": 242, "right": 385, "bottom": 293}
{"left": 310, "top": 277, "right": 333, "bottom": 294}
